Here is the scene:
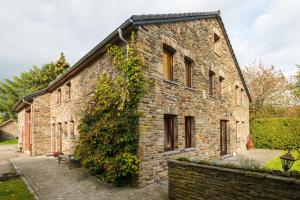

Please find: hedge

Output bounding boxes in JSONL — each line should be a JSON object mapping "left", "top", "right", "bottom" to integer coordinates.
{"left": 250, "top": 118, "right": 300, "bottom": 149}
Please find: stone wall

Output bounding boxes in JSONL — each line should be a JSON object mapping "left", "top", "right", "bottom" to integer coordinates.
{"left": 31, "top": 93, "right": 51, "bottom": 155}
{"left": 17, "top": 108, "right": 25, "bottom": 149}
{"left": 136, "top": 18, "right": 249, "bottom": 186}
{"left": 0, "top": 120, "right": 18, "bottom": 140}
{"left": 168, "top": 160, "right": 300, "bottom": 200}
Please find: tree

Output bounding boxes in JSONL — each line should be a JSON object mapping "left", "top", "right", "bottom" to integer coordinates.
{"left": 243, "top": 60, "right": 291, "bottom": 118}
{"left": 293, "top": 64, "right": 300, "bottom": 99}
{"left": 0, "top": 53, "right": 69, "bottom": 123}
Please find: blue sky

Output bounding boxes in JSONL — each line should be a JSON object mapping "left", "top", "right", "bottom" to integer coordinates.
{"left": 0, "top": 0, "right": 298, "bottom": 81}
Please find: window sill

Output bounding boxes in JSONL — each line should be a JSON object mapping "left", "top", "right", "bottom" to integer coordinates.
{"left": 163, "top": 80, "right": 179, "bottom": 86}
{"left": 164, "top": 149, "right": 180, "bottom": 156}
{"left": 185, "top": 87, "right": 196, "bottom": 92}
{"left": 184, "top": 147, "right": 196, "bottom": 152}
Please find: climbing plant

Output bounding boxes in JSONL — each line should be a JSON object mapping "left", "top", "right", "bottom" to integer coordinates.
{"left": 76, "top": 33, "right": 147, "bottom": 186}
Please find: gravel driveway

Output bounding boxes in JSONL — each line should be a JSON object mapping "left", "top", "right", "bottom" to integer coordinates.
{"left": 12, "top": 156, "right": 168, "bottom": 200}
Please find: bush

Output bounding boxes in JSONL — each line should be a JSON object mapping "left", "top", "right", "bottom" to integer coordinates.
{"left": 251, "top": 118, "right": 300, "bottom": 149}
{"left": 76, "top": 33, "right": 147, "bottom": 186}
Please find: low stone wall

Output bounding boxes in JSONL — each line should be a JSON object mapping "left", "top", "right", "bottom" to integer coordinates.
{"left": 168, "top": 160, "right": 300, "bottom": 200}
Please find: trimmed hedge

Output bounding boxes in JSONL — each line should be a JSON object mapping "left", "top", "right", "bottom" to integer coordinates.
{"left": 251, "top": 118, "right": 300, "bottom": 149}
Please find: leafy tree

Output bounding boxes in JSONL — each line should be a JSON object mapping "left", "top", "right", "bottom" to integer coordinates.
{"left": 243, "top": 60, "right": 293, "bottom": 119}
{"left": 293, "top": 64, "right": 300, "bottom": 99}
{"left": 0, "top": 53, "right": 69, "bottom": 123}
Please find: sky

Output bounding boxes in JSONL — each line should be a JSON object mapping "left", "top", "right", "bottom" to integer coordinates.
{"left": 0, "top": 0, "right": 299, "bottom": 81}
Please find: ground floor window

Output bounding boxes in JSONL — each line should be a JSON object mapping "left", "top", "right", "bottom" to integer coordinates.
{"left": 185, "top": 116, "right": 194, "bottom": 148}
{"left": 164, "top": 114, "right": 177, "bottom": 151}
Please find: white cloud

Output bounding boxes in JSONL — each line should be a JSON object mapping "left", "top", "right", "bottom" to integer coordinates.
{"left": 0, "top": 0, "right": 298, "bottom": 80}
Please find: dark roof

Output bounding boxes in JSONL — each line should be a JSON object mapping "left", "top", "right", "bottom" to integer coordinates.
{"left": 13, "top": 11, "right": 251, "bottom": 112}
{"left": 13, "top": 89, "right": 47, "bottom": 112}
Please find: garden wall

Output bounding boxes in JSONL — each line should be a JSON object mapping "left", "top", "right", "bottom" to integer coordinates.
{"left": 168, "top": 160, "right": 300, "bottom": 200}
{"left": 250, "top": 118, "right": 300, "bottom": 149}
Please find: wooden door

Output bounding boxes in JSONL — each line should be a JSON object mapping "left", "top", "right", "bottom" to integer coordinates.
{"left": 25, "top": 111, "right": 31, "bottom": 151}
{"left": 220, "top": 120, "right": 228, "bottom": 156}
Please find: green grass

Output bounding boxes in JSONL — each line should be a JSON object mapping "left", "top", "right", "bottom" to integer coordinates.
{"left": 0, "top": 178, "right": 35, "bottom": 200}
{"left": 0, "top": 139, "right": 18, "bottom": 145}
{"left": 264, "top": 150, "right": 300, "bottom": 171}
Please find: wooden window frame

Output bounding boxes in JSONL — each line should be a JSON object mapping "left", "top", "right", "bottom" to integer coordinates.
{"left": 219, "top": 76, "right": 224, "bottom": 98}
{"left": 163, "top": 46, "right": 175, "bottom": 81}
{"left": 66, "top": 82, "right": 71, "bottom": 101}
{"left": 209, "top": 70, "right": 215, "bottom": 95}
{"left": 57, "top": 89, "right": 61, "bottom": 105}
{"left": 164, "top": 114, "right": 176, "bottom": 151}
{"left": 185, "top": 58, "right": 192, "bottom": 88}
{"left": 185, "top": 116, "right": 194, "bottom": 148}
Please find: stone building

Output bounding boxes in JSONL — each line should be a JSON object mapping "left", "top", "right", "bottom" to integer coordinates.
{"left": 0, "top": 119, "right": 18, "bottom": 140}
{"left": 14, "top": 11, "right": 251, "bottom": 186}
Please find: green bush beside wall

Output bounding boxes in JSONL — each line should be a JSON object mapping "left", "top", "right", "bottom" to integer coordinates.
{"left": 251, "top": 118, "right": 300, "bottom": 149}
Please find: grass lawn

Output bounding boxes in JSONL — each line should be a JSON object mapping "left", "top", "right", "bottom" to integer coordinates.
{"left": 264, "top": 150, "right": 300, "bottom": 171}
{"left": 0, "top": 139, "right": 18, "bottom": 145}
{"left": 0, "top": 178, "right": 35, "bottom": 200}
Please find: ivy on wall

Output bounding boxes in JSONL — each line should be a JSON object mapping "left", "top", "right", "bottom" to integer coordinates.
{"left": 76, "top": 33, "right": 147, "bottom": 186}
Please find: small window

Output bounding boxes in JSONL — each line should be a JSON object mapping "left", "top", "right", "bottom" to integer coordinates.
{"left": 64, "top": 122, "right": 68, "bottom": 137}
{"left": 241, "top": 89, "right": 244, "bottom": 106}
{"left": 235, "top": 86, "right": 239, "bottom": 105}
{"left": 164, "top": 114, "right": 177, "bottom": 151}
{"left": 209, "top": 70, "right": 215, "bottom": 95}
{"left": 214, "top": 33, "right": 221, "bottom": 54}
{"left": 185, "top": 116, "right": 194, "bottom": 148}
{"left": 185, "top": 59, "right": 192, "bottom": 88}
{"left": 235, "top": 121, "right": 239, "bottom": 141}
{"left": 70, "top": 120, "right": 75, "bottom": 138}
{"left": 219, "top": 76, "right": 224, "bottom": 98}
{"left": 57, "top": 89, "right": 61, "bottom": 105}
{"left": 66, "top": 82, "right": 71, "bottom": 101}
{"left": 163, "top": 47, "right": 174, "bottom": 81}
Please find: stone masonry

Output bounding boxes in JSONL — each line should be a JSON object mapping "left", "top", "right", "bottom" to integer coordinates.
{"left": 15, "top": 12, "right": 250, "bottom": 187}
{"left": 0, "top": 120, "right": 18, "bottom": 140}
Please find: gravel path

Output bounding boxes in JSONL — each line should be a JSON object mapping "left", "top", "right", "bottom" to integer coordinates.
{"left": 12, "top": 156, "right": 168, "bottom": 200}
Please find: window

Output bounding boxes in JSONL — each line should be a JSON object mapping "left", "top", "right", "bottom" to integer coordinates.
{"left": 185, "top": 116, "right": 194, "bottom": 148}
{"left": 66, "top": 82, "right": 71, "bottom": 101}
{"left": 57, "top": 89, "right": 61, "bottom": 105}
{"left": 209, "top": 70, "right": 215, "bottom": 95}
{"left": 235, "top": 121, "right": 239, "bottom": 141}
{"left": 235, "top": 85, "right": 239, "bottom": 105}
{"left": 164, "top": 115, "right": 177, "bottom": 151}
{"left": 185, "top": 59, "right": 192, "bottom": 88}
{"left": 64, "top": 122, "right": 68, "bottom": 137}
{"left": 219, "top": 76, "right": 224, "bottom": 98}
{"left": 241, "top": 89, "right": 244, "bottom": 106}
{"left": 163, "top": 47, "right": 174, "bottom": 81}
{"left": 70, "top": 120, "right": 75, "bottom": 138}
{"left": 214, "top": 33, "right": 220, "bottom": 54}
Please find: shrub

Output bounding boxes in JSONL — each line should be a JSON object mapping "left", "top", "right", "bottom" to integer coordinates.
{"left": 250, "top": 118, "right": 300, "bottom": 149}
{"left": 76, "top": 33, "right": 147, "bottom": 186}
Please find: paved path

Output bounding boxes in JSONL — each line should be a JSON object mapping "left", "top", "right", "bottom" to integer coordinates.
{"left": 12, "top": 156, "right": 168, "bottom": 200}
{"left": 0, "top": 145, "right": 25, "bottom": 177}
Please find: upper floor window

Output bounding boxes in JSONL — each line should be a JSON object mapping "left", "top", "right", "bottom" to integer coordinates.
{"left": 235, "top": 85, "right": 239, "bottom": 105}
{"left": 163, "top": 46, "right": 174, "bottom": 81}
{"left": 241, "top": 88, "right": 244, "bottom": 106}
{"left": 185, "top": 58, "right": 192, "bottom": 88}
{"left": 219, "top": 76, "right": 224, "bottom": 98}
{"left": 214, "top": 33, "right": 221, "bottom": 54}
{"left": 57, "top": 89, "right": 61, "bottom": 105}
{"left": 164, "top": 114, "right": 177, "bottom": 151}
{"left": 208, "top": 70, "right": 215, "bottom": 95}
{"left": 65, "top": 82, "right": 71, "bottom": 101}
{"left": 185, "top": 116, "right": 194, "bottom": 148}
